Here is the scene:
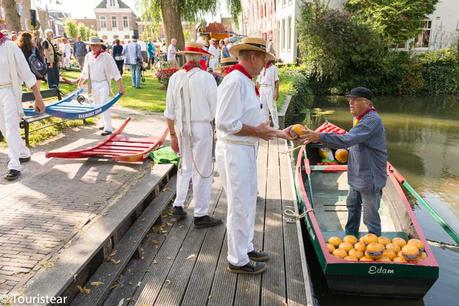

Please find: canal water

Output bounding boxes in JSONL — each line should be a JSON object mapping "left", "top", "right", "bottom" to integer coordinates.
{"left": 297, "top": 96, "right": 459, "bottom": 306}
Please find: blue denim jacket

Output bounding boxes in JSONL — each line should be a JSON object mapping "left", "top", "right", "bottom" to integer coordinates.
{"left": 319, "top": 112, "right": 388, "bottom": 193}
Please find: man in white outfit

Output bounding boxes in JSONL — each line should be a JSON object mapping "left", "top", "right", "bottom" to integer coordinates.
{"left": 0, "top": 32, "right": 45, "bottom": 180}
{"left": 79, "top": 37, "right": 125, "bottom": 136}
{"left": 164, "top": 42, "right": 222, "bottom": 229}
{"left": 257, "top": 57, "right": 280, "bottom": 128}
{"left": 207, "top": 39, "right": 220, "bottom": 70}
{"left": 215, "top": 37, "right": 293, "bottom": 274}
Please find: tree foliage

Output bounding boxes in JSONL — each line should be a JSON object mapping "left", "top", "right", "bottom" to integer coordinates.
{"left": 345, "top": 0, "right": 439, "bottom": 44}
{"left": 139, "top": 0, "right": 241, "bottom": 46}
{"left": 64, "top": 19, "right": 79, "bottom": 39}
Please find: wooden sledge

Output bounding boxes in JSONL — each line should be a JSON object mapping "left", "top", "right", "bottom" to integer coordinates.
{"left": 46, "top": 117, "right": 169, "bottom": 162}
{"left": 24, "top": 89, "right": 122, "bottom": 120}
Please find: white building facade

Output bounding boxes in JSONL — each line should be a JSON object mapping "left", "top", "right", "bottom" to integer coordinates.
{"left": 95, "top": 0, "right": 138, "bottom": 43}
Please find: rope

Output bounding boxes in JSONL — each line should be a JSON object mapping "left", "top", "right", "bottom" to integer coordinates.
{"left": 283, "top": 206, "right": 313, "bottom": 224}
{"left": 426, "top": 239, "right": 459, "bottom": 250}
{"left": 279, "top": 144, "right": 303, "bottom": 154}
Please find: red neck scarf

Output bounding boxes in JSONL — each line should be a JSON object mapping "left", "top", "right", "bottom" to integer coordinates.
{"left": 182, "top": 61, "right": 202, "bottom": 72}
{"left": 264, "top": 61, "right": 274, "bottom": 69}
{"left": 227, "top": 64, "right": 260, "bottom": 96}
{"left": 93, "top": 49, "right": 105, "bottom": 59}
{"left": 0, "top": 32, "right": 8, "bottom": 46}
{"left": 353, "top": 106, "right": 376, "bottom": 127}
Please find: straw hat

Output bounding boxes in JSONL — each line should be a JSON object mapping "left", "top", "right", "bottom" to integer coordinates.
{"left": 215, "top": 57, "right": 238, "bottom": 73}
{"left": 178, "top": 42, "right": 212, "bottom": 56}
{"left": 229, "top": 37, "right": 275, "bottom": 60}
{"left": 85, "top": 36, "right": 104, "bottom": 45}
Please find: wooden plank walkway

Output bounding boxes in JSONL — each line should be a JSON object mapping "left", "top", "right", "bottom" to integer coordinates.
{"left": 105, "top": 139, "right": 312, "bottom": 306}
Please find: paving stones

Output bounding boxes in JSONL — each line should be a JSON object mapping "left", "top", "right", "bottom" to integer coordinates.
{"left": 0, "top": 111, "right": 167, "bottom": 295}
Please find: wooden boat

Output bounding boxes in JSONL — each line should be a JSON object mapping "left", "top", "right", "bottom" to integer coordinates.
{"left": 24, "top": 89, "right": 122, "bottom": 120}
{"left": 295, "top": 122, "right": 439, "bottom": 298}
{"left": 46, "top": 117, "right": 168, "bottom": 162}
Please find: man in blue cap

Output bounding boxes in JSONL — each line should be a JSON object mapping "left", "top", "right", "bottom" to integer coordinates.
{"left": 302, "top": 87, "right": 387, "bottom": 236}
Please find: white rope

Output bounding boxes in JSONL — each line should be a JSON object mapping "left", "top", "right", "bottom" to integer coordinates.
{"left": 279, "top": 144, "right": 303, "bottom": 154}
{"left": 283, "top": 206, "right": 313, "bottom": 224}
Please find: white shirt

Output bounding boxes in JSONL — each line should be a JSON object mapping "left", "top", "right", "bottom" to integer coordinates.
{"left": 208, "top": 45, "right": 220, "bottom": 68}
{"left": 138, "top": 40, "right": 147, "bottom": 52}
{"left": 60, "top": 42, "right": 71, "bottom": 57}
{"left": 257, "top": 64, "right": 279, "bottom": 87}
{"left": 164, "top": 67, "right": 217, "bottom": 122}
{"left": 80, "top": 52, "right": 122, "bottom": 83}
{"left": 0, "top": 41, "right": 36, "bottom": 88}
{"left": 167, "top": 44, "right": 176, "bottom": 61}
{"left": 216, "top": 70, "right": 264, "bottom": 145}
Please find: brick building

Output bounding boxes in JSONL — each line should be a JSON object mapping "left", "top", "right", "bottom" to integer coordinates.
{"left": 95, "top": 0, "right": 138, "bottom": 43}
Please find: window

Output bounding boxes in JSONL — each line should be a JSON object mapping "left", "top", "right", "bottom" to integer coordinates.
{"left": 123, "top": 16, "right": 129, "bottom": 29}
{"left": 124, "top": 35, "right": 130, "bottom": 39}
{"left": 281, "top": 19, "right": 285, "bottom": 50}
{"left": 112, "top": 16, "right": 117, "bottom": 29}
{"left": 109, "top": 0, "right": 116, "bottom": 7}
{"left": 100, "top": 16, "right": 106, "bottom": 29}
{"left": 415, "top": 19, "right": 432, "bottom": 48}
{"left": 287, "top": 16, "right": 292, "bottom": 50}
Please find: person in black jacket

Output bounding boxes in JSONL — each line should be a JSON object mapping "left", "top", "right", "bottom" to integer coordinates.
{"left": 112, "top": 39, "right": 124, "bottom": 75}
{"left": 17, "top": 32, "right": 46, "bottom": 88}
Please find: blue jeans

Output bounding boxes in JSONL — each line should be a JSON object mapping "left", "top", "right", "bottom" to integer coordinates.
{"left": 345, "top": 187, "right": 382, "bottom": 236}
{"left": 47, "top": 64, "right": 59, "bottom": 89}
{"left": 130, "top": 64, "right": 141, "bottom": 88}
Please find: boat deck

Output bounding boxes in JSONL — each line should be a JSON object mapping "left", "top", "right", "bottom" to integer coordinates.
{"left": 104, "top": 139, "right": 313, "bottom": 306}
{"left": 310, "top": 171, "right": 397, "bottom": 234}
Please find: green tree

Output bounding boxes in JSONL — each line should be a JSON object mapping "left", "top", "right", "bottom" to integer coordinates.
{"left": 345, "top": 0, "right": 438, "bottom": 45}
{"left": 64, "top": 19, "right": 79, "bottom": 39}
{"left": 78, "top": 24, "right": 90, "bottom": 41}
{"left": 140, "top": 0, "right": 241, "bottom": 50}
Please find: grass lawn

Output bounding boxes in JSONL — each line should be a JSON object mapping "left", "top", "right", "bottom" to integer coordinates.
{"left": 115, "top": 69, "right": 167, "bottom": 112}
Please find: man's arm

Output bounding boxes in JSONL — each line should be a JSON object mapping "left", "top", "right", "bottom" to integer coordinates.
{"left": 167, "top": 119, "right": 179, "bottom": 153}
{"left": 30, "top": 83, "right": 45, "bottom": 113}
{"left": 274, "top": 80, "right": 279, "bottom": 101}
{"left": 303, "top": 116, "right": 379, "bottom": 148}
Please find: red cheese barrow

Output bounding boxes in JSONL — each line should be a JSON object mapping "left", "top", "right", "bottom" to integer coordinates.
{"left": 46, "top": 117, "right": 169, "bottom": 162}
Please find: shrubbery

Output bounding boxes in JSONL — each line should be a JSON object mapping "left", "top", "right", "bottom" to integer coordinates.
{"left": 278, "top": 65, "right": 314, "bottom": 124}
{"left": 296, "top": 2, "right": 459, "bottom": 96}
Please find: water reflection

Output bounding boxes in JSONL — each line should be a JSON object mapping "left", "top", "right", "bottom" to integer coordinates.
{"left": 299, "top": 96, "right": 459, "bottom": 306}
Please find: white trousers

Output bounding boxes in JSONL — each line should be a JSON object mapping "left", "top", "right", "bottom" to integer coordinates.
{"left": 216, "top": 141, "right": 257, "bottom": 266}
{"left": 174, "top": 122, "right": 213, "bottom": 217}
{"left": 0, "top": 88, "right": 30, "bottom": 171}
{"left": 260, "top": 87, "right": 279, "bottom": 129}
{"left": 92, "top": 81, "right": 113, "bottom": 132}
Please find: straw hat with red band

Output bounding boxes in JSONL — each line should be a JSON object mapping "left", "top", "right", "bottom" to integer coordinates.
{"left": 178, "top": 42, "right": 212, "bottom": 56}
{"left": 229, "top": 37, "right": 275, "bottom": 61}
{"left": 215, "top": 57, "right": 238, "bottom": 73}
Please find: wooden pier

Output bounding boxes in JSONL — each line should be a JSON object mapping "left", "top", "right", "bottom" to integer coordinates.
{"left": 103, "top": 139, "right": 313, "bottom": 306}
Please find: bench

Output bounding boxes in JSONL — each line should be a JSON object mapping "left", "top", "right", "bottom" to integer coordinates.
{"left": 20, "top": 88, "right": 62, "bottom": 146}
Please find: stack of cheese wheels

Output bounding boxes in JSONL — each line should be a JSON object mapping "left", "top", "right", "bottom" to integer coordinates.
{"left": 326, "top": 234, "right": 427, "bottom": 263}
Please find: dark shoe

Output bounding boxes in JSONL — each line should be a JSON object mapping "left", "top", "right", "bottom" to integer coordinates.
{"left": 19, "top": 156, "right": 31, "bottom": 163}
{"left": 172, "top": 206, "right": 187, "bottom": 218}
{"left": 98, "top": 126, "right": 104, "bottom": 130}
{"left": 194, "top": 215, "right": 222, "bottom": 228}
{"left": 248, "top": 250, "right": 269, "bottom": 262}
{"left": 5, "top": 169, "right": 21, "bottom": 181}
{"left": 101, "top": 131, "right": 112, "bottom": 136}
{"left": 228, "top": 261, "right": 267, "bottom": 275}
